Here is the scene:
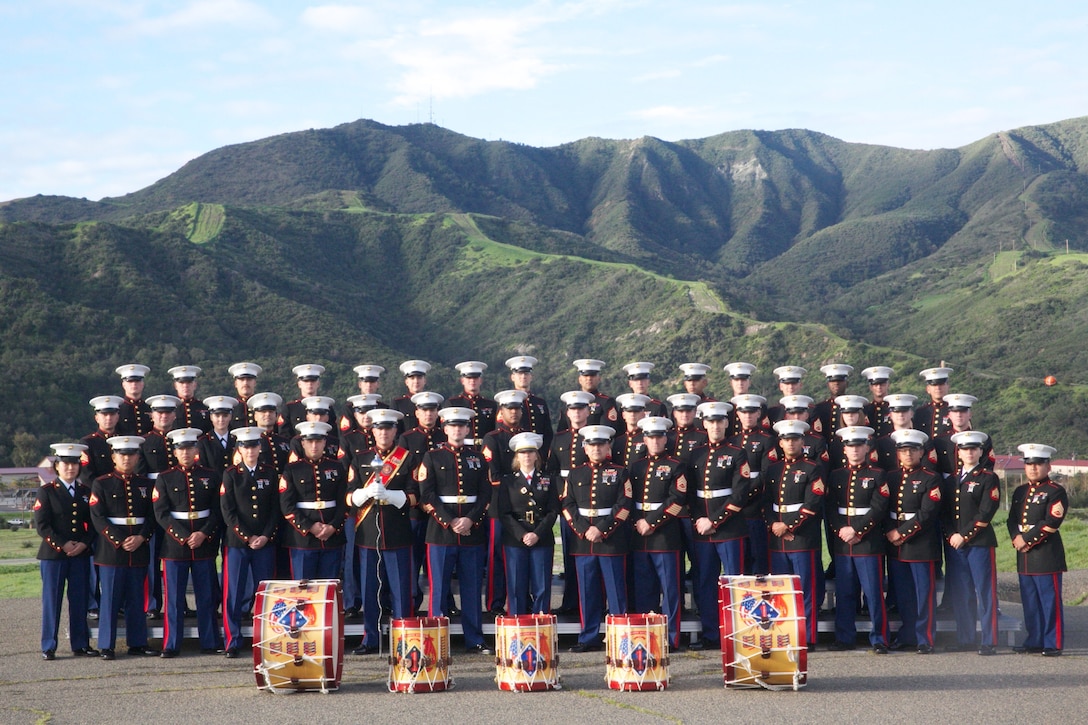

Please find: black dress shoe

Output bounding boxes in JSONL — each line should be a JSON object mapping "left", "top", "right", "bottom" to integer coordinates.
{"left": 978, "top": 645, "right": 997, "bottom": 656}
{"left": 160, "top": 649, "right": 179, "bottom": 659}
{"left": 872, "top": 643, "right": 889, "bottom": 655}
{"left": 128, "top": 646, "right": 158, "bottom": 656}
{"left": 1042, "top": 648, "right": 1062, "bottom": 657}
{"left": 146, "top": 610, "right": 161, "bottom": 621}
{"left": 487, "top": 607, "right": 506, "bottom": 618}
{"left": 465, "top": 643, "right": 492, "bottom": 655}
{"left": 87, "top": 610, "right": 99, "bottom": 620}
{"left": 828, "top": 641, "right": 856, "bottom": 651}
{"left": 344, "top": 607, "right": 361, "bottom": 620}
{"left": 1013, "top": 645, "right": 1044, "bottom": 654}
{"left": 446, "top": 606, "right": 461, "bottom": 617}
{"left": 73, "top": 647, "right": 100, "bottom": 657}
{"left": 916, "top": 644, "right": 934, "bottom": 655}
{"left": 555, "top": 606, "right": 577, "bottom": 615}
{"left": 42, "top": 650, "right": 56, "bottom": 661}
{"left": 352, "top": 645, "right": 378, "bottom": 655}
{"left": 569, "top": 642, "right": 599, "bottom": 653}
{"left": 224, "top": 649, "right": 240, "bottom": 659}
{"left": 201, "top": 647, "right": 226, "bottom": 655}
{"left": 687, "top": 639, "right": 705, "bottom": 652}
{"left": 888, "top": 640, "right": 912, "bottom": 652}
{"left": 100, "top": 649, "right": 115, "bottom": 661}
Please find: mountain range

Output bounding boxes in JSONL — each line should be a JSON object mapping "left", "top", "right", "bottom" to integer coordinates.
{"left": 3, "top": 116, "right": 1088, "bottom": 465}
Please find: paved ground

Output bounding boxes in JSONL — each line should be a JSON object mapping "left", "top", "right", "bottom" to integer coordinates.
{"left": 2, "top": 594, "right": 1087, "bottom": 725}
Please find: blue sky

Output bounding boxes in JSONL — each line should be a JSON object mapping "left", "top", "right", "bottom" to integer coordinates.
{"left": 4, "top": 1, "right": 1088, "bottom": 201}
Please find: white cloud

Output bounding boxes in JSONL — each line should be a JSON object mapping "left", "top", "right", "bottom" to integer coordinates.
{"left": 120, "top": 0, "right": 276, "bottom": 37}
{"left": 301, "top": 4, "right": 379, "bottom": 33}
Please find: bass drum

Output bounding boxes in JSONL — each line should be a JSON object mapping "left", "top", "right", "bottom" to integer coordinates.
{"left": 252, "top": 579, "right": 344, "bottom": 694}
{"left": 718, "top": 574, "right": 807, "bottom": 690}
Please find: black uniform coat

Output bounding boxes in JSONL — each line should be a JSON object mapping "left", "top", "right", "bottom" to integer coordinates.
{"left": 1007, "top": 478, "right": 1067, "bottom": 574}
{"left": 418, "top": 444, "right": 490, "bottom": 547}
{"left": 34, "top": 479, "right": 95, "bottom": 560}
{"left": 826, "top": 465, "right": 890, "bottom": 557}
{"left": 941, "top": 465, "right": 1000, "bottom": 549}
{"left": 153, "top": 465, "right": 222, "bottom": 561}
{"left": 628, "top": 454, "right": 686, "bottom": 552}
{"left": 561, "top": 462, "right": 631, "bottom": 556}
{"left": 89, "top": 472, "right": 155, "bottom": 567}
{"left": 219, "top": 462, "right": 280, "bottom": 548}
{"left": 688, "top": 441, "right": 751, "bottom": 542}
{"left": 764, "top": 457, "right": 825, "bottom": 552}
{"left": 886, "top": 465, "right": 942, "bottom": 562}
{"left": 279, "top": 457, "right": 347, "bottom": 550}
{"left": 495, "top": 468, "right": 560, "bottom": 549}
{"left": 345, "top": 447, "right": 418, "bottom": 549}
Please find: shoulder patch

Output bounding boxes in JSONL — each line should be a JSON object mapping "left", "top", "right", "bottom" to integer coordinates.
{"left": 676, "top": 474, "right": 688, "bottom": 494}
{"left": 415, "top": 462, "right": 429, "bottom": 482}
{"left": 928, "top": 486, "right": 941, "bottom": 502}
{"left": 879, "top": 483, "right": 890, "bottom": 497}
{"left": 32, "top": 498, "right": 42, "bottom": 511}
{"left": 482, "top": 447, "right": 493, "bottom": 462}
{"left": 766, "top": 449, "right": 778, "bottom": 462}
{"left": 607, "top": 408, "right": 618, "bottom": 421}
{"left": 152, "top": 487, "right": 160, "bottom": 502}
{"left": 869, "top": 450, "right": 879, "bottom": 463}
{"left": 278, "top": 476, "right": 288, "bottom": 493}
{"left": 811, "top": 478, "right": 825, "bottom": 496}
{"left": 219, "top": 482, "right": 226, "bottom": 496}
{"left": 813, "top": 419, "right": 823, "bottom": 433}
{"left": 927, "top": 450, "right": 938, "bottom": 464}
{"left": 740, "top": 461, "right": 751, "bottom": 478}
{"left": 340, "top": 417, "right": 350, "bottom": 432}
{"left": 88, "top": 492, "right": 99, "bottom": 506}
{"left": 989, "top": 487, "right": 1000, "bottom": 502}
{"left": 1050, "top": 500, "right": 1065, "bottom": 519}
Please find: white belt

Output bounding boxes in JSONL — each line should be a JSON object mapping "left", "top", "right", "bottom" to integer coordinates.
{"left": 748, "top": 471, "right": 760, "bottom": 479}
{"left": 464, "top": 438, "right": 482, "bottom": 446}
{"left": 296, "top": 501, "right": 336, "bottom": 510}
{"left": 560, "top": 470, "right": 570, "bottom": 478}
{"left": 634, "top": 502, "right": 663, "bottom": 511}
{"left": 170, "top": 509, "right": 211, "bottom": 520}
{"left": 107, "top": 516, "right": 146, "bottom": 525}
{"left": 772, "top": 503, "right": 803, "bottom": 513}
{"left": 696, "top": 488, "right": 732, "bottom": 499}
{"left": 890, "top": 512, "right": 917, "bottom": 521}
{"left": 1019, "top": 524, "right": 1033, "bottom": 533}
{"left": 439, "top": 495, "right": 478, "bottom": 504}
{"left": 578, "top": 507, "right": 612, "bottom": 517}
{"left": 838, "top": 507, "right": 871, "bottom": 516}
{"left": 146, "top": 472, "right": 159, "bottom": 480}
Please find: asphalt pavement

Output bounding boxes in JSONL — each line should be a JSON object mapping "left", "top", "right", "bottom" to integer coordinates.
{"left": 2, "top": 595, "right": 1086, "bottom": 724}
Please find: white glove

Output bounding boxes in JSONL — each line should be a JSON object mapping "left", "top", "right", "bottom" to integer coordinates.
{"left": 350, "top": 485, "right": 375, "bottom": 507}
{"left": 367, "top": 483, "right": 387, "bottom": 502}
{"left": 384, "top": 489, "right": 407, "bottom": 508}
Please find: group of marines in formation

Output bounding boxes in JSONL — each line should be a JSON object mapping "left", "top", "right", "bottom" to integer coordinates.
{"left": 33, "top": 355, "right": 1068, "bottom": 663}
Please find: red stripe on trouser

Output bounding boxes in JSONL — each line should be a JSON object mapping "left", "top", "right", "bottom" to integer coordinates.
{"left": 1053, "top": 572, "right": 1063, "bottom": 649}
{"left": 222, "top": 553, "right": 233, "bottom": 649}
{"left": 161, "top": 569, "right": 171, "bottom": 645}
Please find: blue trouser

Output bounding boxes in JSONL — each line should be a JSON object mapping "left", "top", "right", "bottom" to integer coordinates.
{"left": 487, "top": 519, "right": 507, "bottom": 611}
{"left": 146, "top": 527, "right": 162, "bottom": 612}
{"left": 342, "top": 519, "right": 361, "bottom": 611}
{"left": 771, "top": 548, "right": 822, "bottom": 644}
{"left": 222, "top": 545, "right": 275, "bottom": 651}
{"left": 504, "top": 545, "right": 553, "bottom": 615}
{"left": 633, "top": 550, "right": 682, "bottom": 649}
{"left": 162, "top": 558, "right": 222, "bottom": 651}
{"left": 410, "top": 517, "right": 427, "bottom": 611}
{"left": 888, "top": 558, "right": 936, "bottom": 647}
{"left": 833, "top": 554, "right": 887, "bottom": 646}
{"left": 559, "top": 522, "right": 579, "bottom": 610}
{"left": 289, "top": 547, "right": 343, "bottom": 581}
{"left": 693, "top": 538, "right": 743, "bottom": 643}
{"left": 947, "top": 545, "right": 997, "bottom": 647}
{"left": 87, "top": 550, "right": 100, "bottom": 611}
{"left": 575, "top": 554, "right": 627, "bottom": 646}
{"left": 359, "top": 546, "right": 412, "bottom": 647}
{"left": 40, "top": 557, "right": 92, "bottom": 652}
{"left": 1019, "top": 572, "right": 1063, "bottom": 650}
{"left": 745, "top": 518, "right": 770, "bottom": 575}
{"left": 428, "top": 543, "right": 486, "bottom": 648}
{"left": 98, "top": 565, "right": 148, "bottom": 650}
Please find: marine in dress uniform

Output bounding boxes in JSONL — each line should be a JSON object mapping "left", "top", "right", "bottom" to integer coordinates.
{"left": 1009, "top": 443, "right": 1067, "bottom": 656}
{"left": 871, "top": 394, "right": 922, "bottom": 472}
{"left": 611, "top": 393, "right": 651, "bottom": 467}
{"left": 197, "top": 395, "right": 238, "bottom": 474}
{"left": 115, "top": 364, "right": 153, "bottom": 436}
{"left": 35, "top": 444, "right": 98, "bottom": 660}
{"left": 507, "top": 355, "right": 554, "bottom": 454}
{"left": 775, "top": 395, "right": 830, "bottom": 475}
{"left": 338, "top": 364, "right": 386, "bottom": 435}
{"left": 825, "top": 396, "right": 870, "bottom": 472}
{"left": 562, "top": 425, "right": 632, "bottom": 652}
{"left": 812, "top": 364, "right": 854, "bottom": 441}
{"left": 495, "top": 432, "right": 560, "bottom": 615}
{"left": 447, "top": 361, "right": 497, "bottom": 445}
{"left": 914, "top": 367, "right": 954, "bottom": 439}
{"left": 219, "top": 427, "right": 279, "bottom": 658}
{"left": 277, "top": 364, "right": 334, "bottom": 437}
{"left": 628, "top": 417, "right": 687, "bottom": 650}
{"left": 765, "top": 419, "right": 826, "bottom": 648}
{"left": 169, "top": 365, "right": 211, "bottom": 434}
{"left": 154, "top": 428, "right": 224, "bottom": 657}
{"left": 942, "top": 431, "right": 1001, "bottom": 655}
{"left": 394, "top": 391, "right": 447, "bottom": 614}
{"left": 482, "top": 389, "right": 529, "bottom": 615}
{"left": 679, "top": 362, "right": 715, "bottom": 402}
{"left": 545, "top": 391, "right": 594, "bottom": 615}
{"left": 885, "top": 429, "right": 942, "bottom": 653}
{"left": 89, "top": 435, "right": 158, "bottom": 660}
{"left": 765, "top": 366, "right": 807, "bottom": 425}
{"left": 288, "top": 396, "right": 340, "bottom": 461}
{"left": 728, "top": 394, "right": 775, "bottom": 576}
{"left": 688, "top": 402, "right": 751, "bottom": 650}
{"left": 418, "top": 407, "right": 492, "bottom": 654}
{"left": 723, "top": 363, "right": 764, "bottom": 435}
{"left": 861, "top": 366, "right": 895, "bottom": 438}
{"left": 279, "top": 421, "right": 347, "bottom": 580}
{"left": 392, "top": 360, "right": 432, "bottom": 432}
{"left": 556, "top": 359, "right": 618, "bottom": 432}
{"left": 345, "top": 409, "right": 418, "bottom": 654}
{"left": 621, "top": 362, "right": 669, "bottom": 428}
{"left": 930, "top": 394, "right": 995, "bottom": 477}
{"left": 666, "top": 392, "right": 706, "bottom": 601}
{"left": 81, "top": 395, "right": 126, "bottom": 617}
{"left": 228, "top": 362, "right": 262, "bottom": 430}
{"left": 248, "top": 393, "right": 291, "bottom": 474}
{"left": 338, "top": 392, "right": 384, "bottom": 617}
{"left": 825, "top": 427, "right": 891, "bottom": 654}
{"left": 139, "top": 393, "right": 182, "bottom": 619}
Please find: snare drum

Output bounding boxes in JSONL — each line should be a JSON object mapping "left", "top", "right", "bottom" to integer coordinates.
{"left": 252, "top": 579, "right": 344, "bottom": 693}
{"left": 718, "top": 575, "right": 807, "bottom": 690}
{"left": 388, "top": 617, "right": 452, "bottom": 693}
{"left": 604, "top": 613, "right": 670, "bottom": 691}
{"left": 494, "top": 614, "right": 561, "bottom": 691}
